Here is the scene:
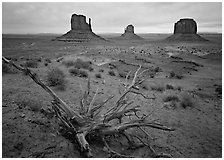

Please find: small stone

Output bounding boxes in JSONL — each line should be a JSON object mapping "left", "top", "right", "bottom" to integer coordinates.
{"left": 20, "top": 113, "right": 25, "bottom": 118}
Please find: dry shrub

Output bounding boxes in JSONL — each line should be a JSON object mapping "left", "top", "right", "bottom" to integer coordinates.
{"left": 47, "top": 68, "right": 66, "bottom": 90}
{"left": 95, "top": 73, "right": 102, "bottom": 79}
{"left": 169, "top": 71, "right": 183, "bottom": 79}
{"left": 140, "top": 83, "right": 149, "bottom": 90}
{"left": 166, "top": 84, "right": 174, "bottom": 90}
{"left": 108, "top": 70, "right": 116, "bottom": 76}
{"left": 2, "top": 63, "right": 18, "bottom": 74}
{"left": 62, "top": 60, "right": 76, "bottom": 67}
{"left": 24, "top": 60, "right": 38, "bottom": 68}
{"left": 16, "top": 96, "right": 42, "bottom": 112}
{"left": 179, "top": 93, "right": 194, "bottom": 108}
{"left": 74, "top": 59, "right": 92, "bottom": 70}
{"left": 163, "top": 95, "right": 179, "bottom": 102}
{"left": 69, "top": 68, "right": 88, "bottom": 78}
{"left": 151, "top": 84, "right": 165, "bottom": 92}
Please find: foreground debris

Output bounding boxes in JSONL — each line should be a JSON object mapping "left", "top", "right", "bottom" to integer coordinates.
{"left": 2, "top": 56, "right": 174, "bottom": 158}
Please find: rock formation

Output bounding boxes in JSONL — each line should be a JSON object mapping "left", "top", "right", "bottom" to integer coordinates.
{"left": 119, "top": 25, "right": 143, "bottom": 40}
{"left": 174, "top": 19, "right": 197, "bottom": 34}
{"left": 166, "top": 18, "right": 207, "bottom": 42}
{"left": 56, "top": 14, "right": 105, "bottom": 42}
{"left": 124, "top": 25, "right": 134, "bottom": 34}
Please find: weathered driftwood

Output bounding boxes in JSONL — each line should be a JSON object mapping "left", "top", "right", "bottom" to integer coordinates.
{"left": 2, "top": 56, "right": 174, "bottom": 158}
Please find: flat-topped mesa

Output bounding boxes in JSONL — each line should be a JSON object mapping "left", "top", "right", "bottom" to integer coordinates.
{"left": 120, "top": 24, "right": 143, "bottom": 40}
{"left": 71, "top": 14, "right": 92, "bottom": 31}
{"left": 174, "top": 18, "right": 197, "bottom": 34}
{"left": 166, "top": 18, "right": 207, "bottom": 42}
{"left": 56, "top": 13, "right": 105, "bottom": 42}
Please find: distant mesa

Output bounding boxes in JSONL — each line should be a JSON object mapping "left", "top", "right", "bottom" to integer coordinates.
{"left": 56, "top": 14, "right": 105, "bottom": 42}
{"left": 114, "top": 25, "right": 144, "bottom": 40}
{"left": 166, "top": 18, "right": 208, "bottom": 42}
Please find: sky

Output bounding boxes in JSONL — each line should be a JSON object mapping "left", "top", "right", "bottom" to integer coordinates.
{"left": 2, "top": 2, "right": 222, "bottom": 34}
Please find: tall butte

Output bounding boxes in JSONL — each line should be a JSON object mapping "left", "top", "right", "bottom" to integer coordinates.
{"left": 166, "top": 18, "right": 207, "bottom": 42}
{"left": 119, "top": 24, "right": 143, "bottom": 40}
{"left": 56, "top": 14, "right": 105, "bottom": 42}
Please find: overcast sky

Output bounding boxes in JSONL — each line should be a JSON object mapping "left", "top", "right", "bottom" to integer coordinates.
{"left": 2, "top": 2, "right": 222, "bottom": 34}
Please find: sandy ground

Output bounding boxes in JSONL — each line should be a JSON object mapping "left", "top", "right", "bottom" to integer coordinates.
{"left": 2, "top": 34, "right": 222, "bottom": 157}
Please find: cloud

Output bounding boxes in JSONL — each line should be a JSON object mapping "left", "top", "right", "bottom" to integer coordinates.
{"left": 2, "top": 2, "right": 222, "bottom": 34}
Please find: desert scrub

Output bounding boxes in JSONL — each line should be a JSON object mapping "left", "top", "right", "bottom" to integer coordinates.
{"left": 88, "top": 67, "right": 94, "bottom": 72}
{"left": 150, "top": 84, "right": 165, "bottom": 92}
{"left": 169, "top": 71, "right": 176, "bottom": 78}
{"left": 108, "top": 70, "right": 116, "bottom": 76}
{"left": 95, "top": 73, "right": 102, "bottom": 79}
{"left": 23, "top": 59, "right": 38, "bottom": 68}
{"left": 169, "top": 71, "right": 183, "bottom": 79}
{"left": 166, "top": 84, "right": 174, "bottom": 90}
{"left": 163, "top": 95, "right": 179, "bottom": 102}
{"left": 69, "top": 68, "right": 88, "bottom": 78}
{"left": 2, "top": 62, "right": 18, "bottom": 74}
{"left": 179, "top": 93, "right": 194, "bottom": 108}
{"left": 45, "top": 58, "right": 52, "bottom": 63}
{"left": 154, "top": 67, "right": 162, "bottom": 73}
{"left": 62, "top": 60, "right": 76, "bottom": 67}
{"left": 16, "top": 96, "right": 43, "bottom": 112}
{"left": 140, "top": 83, "right": 149, "bottom": 90}
{"left": 74, "top": 58, "right": 92, "bottom": 70}
{"left": 47, "top": 68, "right": 66, "bottom": 90}
{"left": 118, "top": 72, "right": 131, "bottom": 79}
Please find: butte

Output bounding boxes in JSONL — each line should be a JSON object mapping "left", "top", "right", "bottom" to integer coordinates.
{"left": 56, "top": 14, "right": 105, "bottom": 42}
{"left": 166, "top": 18, "right": 208, "bottom": 42}
{"left": 113, "top": 25, "right": 144, "bottom": 40}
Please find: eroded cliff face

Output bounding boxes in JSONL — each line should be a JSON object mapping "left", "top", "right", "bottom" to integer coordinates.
{"left": 71, "top": 14, "right": 92, "bottom": 31}
{"left": 124, "top": 25, "right": 134, "bottom": 34}
{"left": 174, "top": 19, "right": 197, "bottom": 34}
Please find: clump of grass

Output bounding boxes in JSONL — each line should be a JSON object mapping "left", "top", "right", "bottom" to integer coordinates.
{"left": 176, "top": 74, "right": 183, "bottom": 79}
{"left": 74, "top": 58, "right": 92, "bottom": 70}
{"left": 24, "top": 60, "right": 38, "bottom": 68}
{"left": 108, "top": 70, "right": 116, "bottom": 76}
{"left": 62, "top": 60, "right": 76, "bottom": 67}
{"left": 95, "top": 73, "right": 102, "bottom": 79}
{"left": 169, "top": 71, "right": 176, "bottom": 78}
{"left": 179, "top": 94, "right": 194, "bottom": 108}
{"left": 176, "top": 86, "right": 182, "bottom": 91}
{"left": 69, "top": 68, "right": 88, "bottom": 78}
{"left": 2, "top": 63, "right": 18, "bottom": 74}
{"left": 151, "top": 84, "right": 165, "bottom": 92}
{"left": 163, "top": 95, "right": 179, "bottom": 102}
{"left": 166, "top": 84, "right": 174, "bottom": 90}
{"left": 45, "top": 58, "right": 51, "bottom": 63}
{"left": 169, "top": 71, "right": 183, "bottom": 79}
{"left": 118, "top": 72, "right": 131, "bottom": 79}
{"left": 141, "top": 83, "right": 149, "bottom": 90}
{"left": 88, "top": 67, "right": 94, "bottom": 72}
{"left": 16, "top": 96, "right": 42, "bottom": 112}
{"left": 47, "top": 68, "right": 66, "bottom": 90}
{"left": 154, "top": 67, "right": 162, "bottom": 73}
{"left": 36, "top": 57, "right": 42, "bottom": 62}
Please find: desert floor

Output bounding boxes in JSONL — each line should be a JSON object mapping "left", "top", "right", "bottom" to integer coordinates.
{"left": 2, "top": 34, "right": 222, "bottom": 158}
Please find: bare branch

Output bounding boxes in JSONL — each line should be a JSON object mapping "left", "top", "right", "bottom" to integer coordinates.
{"left": 87, "top": 87, "right": 99, "bottom": 113}
{"left": 90, "top": 95, "right": 114, "bottom": 117}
